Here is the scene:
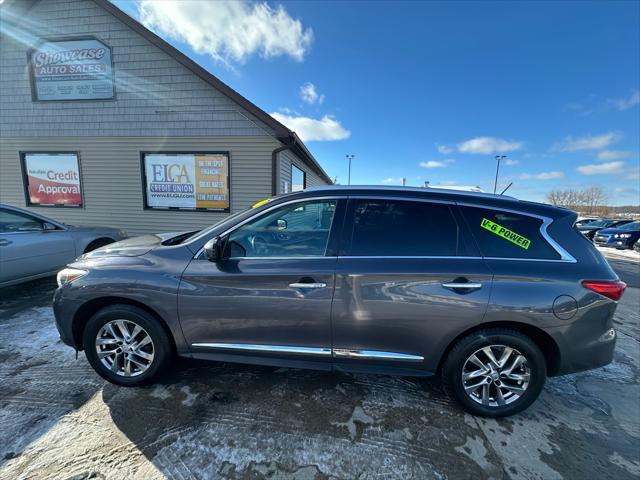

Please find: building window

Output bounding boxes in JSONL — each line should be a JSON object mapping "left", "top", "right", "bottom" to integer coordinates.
{"left": 20, "top": 152, "right": 83, "bottom": 207}
{"left": 291, "top": 164, "right": 306, "bottom": 192}
{"left": 142, "top": 152, "right": 230, "bottom": 211}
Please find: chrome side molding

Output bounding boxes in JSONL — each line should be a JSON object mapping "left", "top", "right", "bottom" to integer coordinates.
{"left": 191, "top": 343, "right": 424, "bottom": 362}
{"left": 332, "top": 349, "right": 424, "bottom": 362}
{"left": 191, "top": 343, "right": 332, "bottom": 356}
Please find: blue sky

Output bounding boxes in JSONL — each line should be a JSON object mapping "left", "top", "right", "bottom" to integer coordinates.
{"left": 114, "top": 0, "right": 639, "bottom": 205}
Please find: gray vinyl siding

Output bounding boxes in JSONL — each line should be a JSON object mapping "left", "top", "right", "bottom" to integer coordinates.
{"left": 0, "top": 0, "right": 274, "bottom": 138}
{"left": 278, "top": 150, "right": 327, "bottom": 193}
{"left": 0, "top": 136, "right": 280, "bottom": 236}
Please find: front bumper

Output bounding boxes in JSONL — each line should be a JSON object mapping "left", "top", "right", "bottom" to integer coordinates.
{"left": 53, "top": 286, "right": 81, "bottom": 349}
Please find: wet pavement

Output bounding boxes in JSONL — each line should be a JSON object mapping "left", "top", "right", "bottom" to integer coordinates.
{"left": 0, "top": 255, "right": 638, "bottom": 479}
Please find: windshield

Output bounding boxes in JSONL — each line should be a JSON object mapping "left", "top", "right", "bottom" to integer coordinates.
{"left": 180, "top": 206, "right": 254, "bottom": 244}
{"left": 585, "top": 219, "right": 612, "bottom": 228}
{"left": 618, "top": 221, "right": 640, "bottom": 231}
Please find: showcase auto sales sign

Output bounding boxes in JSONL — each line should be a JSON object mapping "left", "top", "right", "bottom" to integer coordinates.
{"left": 24, "top": 154, "right": 82, "bottom": 206}
{"left": 29, "top": 38, "right": 114, "bottom": 101}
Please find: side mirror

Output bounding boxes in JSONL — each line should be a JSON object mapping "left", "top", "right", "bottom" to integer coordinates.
{"left": 204, "top": 236, "right": 222, "bottom": 262}
{"left": 276, "top": 219, "right": 288, "bottom": 231}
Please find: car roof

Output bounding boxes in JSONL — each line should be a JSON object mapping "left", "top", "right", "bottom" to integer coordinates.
{"left": 290, "top": 185, "right": 573, "bottom": 219}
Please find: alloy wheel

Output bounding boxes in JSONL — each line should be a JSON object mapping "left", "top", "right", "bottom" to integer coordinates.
{"left": 95, "top": 319, "right": 155, "bottom": 377}
{"left": 461, "top": 345, "right": 531, "bottom": 407}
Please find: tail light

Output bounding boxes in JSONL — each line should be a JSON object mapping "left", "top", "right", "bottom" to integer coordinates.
{"left": 581, "top": 280, "right": 627, "bottom": 301}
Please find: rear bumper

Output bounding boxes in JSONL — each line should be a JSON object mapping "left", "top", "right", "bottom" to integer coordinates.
{"left": 548, "top": 303, "right": 617, "bottom": 376}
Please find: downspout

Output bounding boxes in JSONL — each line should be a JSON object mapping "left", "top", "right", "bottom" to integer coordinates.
{"left": 271, "top": 144, "right": 292, "bottom": 196}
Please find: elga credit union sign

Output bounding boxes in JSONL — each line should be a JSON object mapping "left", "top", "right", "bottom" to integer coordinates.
{"left": 28, "top": 38, "right": 114, "bottom": 101}
{"left": 143, "top": 153, "right": 230, "bottom": 211}
{"left": 22, "top": 153, "right": 83, "bottom": 206}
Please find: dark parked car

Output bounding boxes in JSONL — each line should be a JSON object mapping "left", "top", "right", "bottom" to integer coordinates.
{"left": 577, "top": 218, "right": 634, "bottom": 240}
{"left": 594, "top": 221, "right": 640, "bottom": 249}
{"left": 53, "top": 186, "right": 625, "bottom": 417}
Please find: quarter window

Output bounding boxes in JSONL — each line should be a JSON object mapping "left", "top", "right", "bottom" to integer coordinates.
{"left": 348, "top": 200, "right": 461, "bottom": 256}
{"left": 459, "top": 206, "right": 560, "bottom": 260}
{"left": 225, "top": 200, "right": 337, "bottom": 258}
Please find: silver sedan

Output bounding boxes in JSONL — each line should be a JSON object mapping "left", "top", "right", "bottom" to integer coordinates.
{"left": 0, "top": 204, "right": 127, "bottom": 287}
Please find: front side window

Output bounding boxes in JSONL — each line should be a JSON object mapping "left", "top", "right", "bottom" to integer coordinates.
{"left": 348, "top": 199, "right": 461, "bottom": 256}
{"left": 0, "top": 209, "right": 44, "bottom": 233}
{"left": 291, "top": 165, "right": 306, "bottom": 192}
{"left": 459, "top": 206, "right": 560, "bottom": 260}
{"left": 225, "top": 200, "right": 337, "bottom": 258}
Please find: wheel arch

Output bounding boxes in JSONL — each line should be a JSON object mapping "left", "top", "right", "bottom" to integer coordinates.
{"left": 72, "top": 296, "right": 177, "bottom": 353}
{"left": 437, "top": 321, "right": 562, "bottom": 376}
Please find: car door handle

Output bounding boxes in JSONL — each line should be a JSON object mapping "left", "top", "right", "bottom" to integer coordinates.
{"left": 0, "top": 239, "right": 12, "bottom": 247}
{"left": 289, "top": 282, "right": 327, "bottom": 289}
{"left": 442, "top": 282, "right": 482, "bottom": 291}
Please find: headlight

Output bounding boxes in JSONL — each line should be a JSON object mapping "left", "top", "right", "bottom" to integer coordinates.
{"left": 618, "top": 233, "right": 632, "bottom": 238}
{"left": 57, "top": 268, "right": 88, "bottom": 287}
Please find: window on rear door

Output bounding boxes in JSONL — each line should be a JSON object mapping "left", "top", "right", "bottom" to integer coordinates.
{"left": 459, "top": 206, "right": 560, "bottom": 260}
{"left": 225, "top": 199, "right": 337, "bottom": 258}
{"left": 347, "top": 199, "right": 462, "bottom": 256}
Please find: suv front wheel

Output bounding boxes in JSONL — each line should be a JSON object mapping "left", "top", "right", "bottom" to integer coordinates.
{"left": 83, "top": 305, "right": 172, "bottom": 386}
{"left": 442, "top": 328, "right": 546, "bottom": 417}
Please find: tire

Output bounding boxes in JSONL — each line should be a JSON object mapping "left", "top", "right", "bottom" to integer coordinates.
{"left": 83, "top": 305, "right": 172, "bottom": 386}
{"left": 84, "top": 238, "right": 115, "bottom": 253}
{"left": 442, "top": 328, "right": 546, "bottom": 417}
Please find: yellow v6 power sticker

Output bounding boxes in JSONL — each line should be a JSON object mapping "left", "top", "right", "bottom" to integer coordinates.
{"left": 481, "top": 218, "right": 531, "bottom": 250}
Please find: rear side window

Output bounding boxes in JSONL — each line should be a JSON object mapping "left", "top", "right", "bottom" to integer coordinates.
{"left": 348, "top": 199, "right": 462, "bottom": 256}
{"left": 460, "top": 206, "right": 560, "bottom": 260}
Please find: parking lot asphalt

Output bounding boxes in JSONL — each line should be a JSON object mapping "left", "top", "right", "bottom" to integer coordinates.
{"left": 0, "top": 254, "right": 639, "bottom": 479}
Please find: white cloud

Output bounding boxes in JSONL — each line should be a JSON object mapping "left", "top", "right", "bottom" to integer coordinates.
{"left": 138, "top": 0, "right": 313, "bottom": 65}
{"left": 610, "top": 89, "right": 640, "bottom": 111}
{"left": 381, "top": 177, "right": 403, "bottom": 185}
{"left": 457, "top": 137, "right": 523, "bottom": 155}
{"left": 576, "top": 161, "right": 625, "bottom": 175}
{"left": 519, "top": 171, "right": 565, "bottom": 180}
{"left": 436, "top": 144, "right": 453, "bottom": 155}
{"left": 299, "top": 82, "right": 324, "bottom": 104}
{"left": 419, "top": 159, "right": 454, "bottom": 169}
{"left": 504, "top": 159, "right": 520, "bottom": 166}
{"left": 596, "top": 150, "right": 632, "bottom": 161}
{"left": 553, "top": 132, "right": 622, "bottom": 152}
{"left": 271, "top": 112, "right": 350, "bottom": 141}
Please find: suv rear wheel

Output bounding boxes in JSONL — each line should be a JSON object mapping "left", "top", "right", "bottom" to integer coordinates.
{"left": 83, "top": 305, "right": 172, "bottom": 386}
{"left": 442, "top": 328, "right": 546, "bottom": 417}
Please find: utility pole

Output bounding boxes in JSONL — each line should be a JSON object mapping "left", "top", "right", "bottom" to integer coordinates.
{"left": 346, "top": 154, "right": 355, "bottom": 185}
{"left": 402, "top": 177, "right": 406, "bottom": 186}
{"left": 494, "top": 155, "right": 506, "bottom": 194}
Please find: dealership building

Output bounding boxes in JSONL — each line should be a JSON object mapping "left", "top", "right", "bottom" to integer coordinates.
{"left": 0, "top": 0, "right": 332, "bottom": 235}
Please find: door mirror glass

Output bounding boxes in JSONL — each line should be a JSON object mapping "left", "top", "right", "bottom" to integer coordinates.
{"left": 204, "top": 236, "right": 222, "bottom": 262}
{"left": 276, "top": 219, "right": 288, "bottom": 231}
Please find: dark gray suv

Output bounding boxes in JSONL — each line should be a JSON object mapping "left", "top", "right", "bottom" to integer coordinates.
{"left": 53, "top": 186, "right": 625, "bottom": 417}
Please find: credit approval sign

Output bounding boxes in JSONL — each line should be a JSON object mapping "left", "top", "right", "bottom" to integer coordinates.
{"left": 143, "top": 153, "right": 230, "bottom": 211}
{"left": 22, "top": 153, "right": 82, "bottom": 206}
{"left": 28, "top": 38, "right": 114, "bottom": 101}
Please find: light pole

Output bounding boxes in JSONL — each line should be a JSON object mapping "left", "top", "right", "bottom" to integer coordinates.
{"left": 346, "top": 154, "right": 355, "bottom": 185}
{"left": 493, "top": 155, "right": 506, "bottom": 194}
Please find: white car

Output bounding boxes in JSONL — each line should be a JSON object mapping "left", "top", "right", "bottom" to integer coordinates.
{"left": 0, "top": 204, "right": 127, "bottom": 287}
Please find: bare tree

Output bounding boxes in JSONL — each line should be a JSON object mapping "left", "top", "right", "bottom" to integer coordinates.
{"left": 546, "top": 186, "right": 609, "bottom": 215}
